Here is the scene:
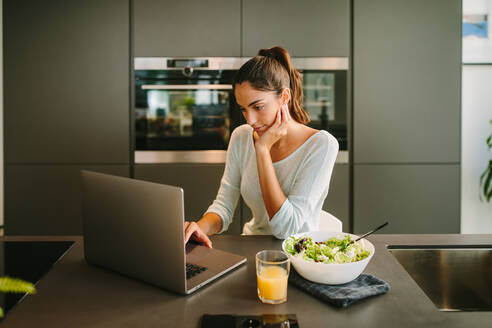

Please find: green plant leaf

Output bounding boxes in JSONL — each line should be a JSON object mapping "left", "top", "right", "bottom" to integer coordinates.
{"left": 0, "top": 276, "right": 36, "bottom": 294}
{"left": 480, "top": 159, "right": 492, "bottom": 203}
{"left": 483, "top": 163, "right": 492, "bottom": 202}
{"left": 0, "top": 306, "right": 3, "bottom": 318}
{"left": 480, "top": 168, "right": 488, "bottom": 183}
{"left": 480, "top": 160, "right": 492, "bottom": 182}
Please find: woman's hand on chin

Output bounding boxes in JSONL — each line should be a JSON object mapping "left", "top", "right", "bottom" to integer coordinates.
{"left": 253, "top": 104, "right": 291, "bottom": 151}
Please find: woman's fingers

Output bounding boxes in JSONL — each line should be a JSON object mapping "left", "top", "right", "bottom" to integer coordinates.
{"left": 253, "top": 131, "right": 260, "bottom": 143}
{"left": 195, "top": 228, "right": 213, "bottom": 248}
{"left": 277, "top": 104, "right": 289, "bottom": 135}
{"left": 276, "top": 108, "right": 282, "bottom": 126}
{"left": 276, "top": 106, "right": 287, "bottom": 128}
{"left": 283, "top": 104, "right": 291, "bottom": 122}
{"left": 184, "top": 221, "right": 213, "bottom": 248}
{"left": 184, "top": 221, "right": 196, "bottom": 244}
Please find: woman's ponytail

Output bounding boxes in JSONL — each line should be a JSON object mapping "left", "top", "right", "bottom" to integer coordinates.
{"left": 259, "top": 47, "right": 310, "bottom": 124}
{"left": 234, "top": 46, "right": 311, "bottom": 124}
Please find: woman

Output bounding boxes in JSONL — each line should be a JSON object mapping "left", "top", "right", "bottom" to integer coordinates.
{"left": 185, "top": 46, "right": 339, "bottom": 248}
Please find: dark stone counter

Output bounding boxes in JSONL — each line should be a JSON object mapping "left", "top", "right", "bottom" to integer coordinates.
{"left": 1, "top": 234, "right": 491, "bottom": 327}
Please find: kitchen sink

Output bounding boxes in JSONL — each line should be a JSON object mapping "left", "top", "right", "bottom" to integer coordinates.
{"left": 388, "top": 245, "right": 492, "bottom": 311}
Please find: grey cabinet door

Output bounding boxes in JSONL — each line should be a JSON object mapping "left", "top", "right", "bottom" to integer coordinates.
{"left": 134, "top": 0, "right": 241, "bottom": 57}
{"left": 323, "top": 164, "right": 349, "bottom": 231}
{"left": 353, "top": 164, "right": 460, "bottom": 234}
{"left": 353, "top": 0, "right": 461, "bottom": 163}
{"left": 134, "top": 164, "right": 242, "bottom": 234}
{"left": 241, "top": 164, "right": 349, "bottom": 232}
{"left": 4, "top": 0, "right": 130, "bottom": 164}
{"left": 5, "top": 165, "right": 130, "bottom": 235}
{"left": 242, "top": 0, "right": 349, "bottom": 57}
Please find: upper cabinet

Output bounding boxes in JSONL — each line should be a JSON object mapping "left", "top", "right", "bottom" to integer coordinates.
{"left": 4, "top": 0, "right": 130, "bottom": 164}
{"left": 242, "top": 0, "right": 350, "bottom": 57}
{"left": 353, "top": 0, "right": 461, "bottom": 164}
{"left": 134, "top": 0, "right": 348, "bottom": 57}
{"left": 134, "top": 0, "right": 241, "bottom": 57}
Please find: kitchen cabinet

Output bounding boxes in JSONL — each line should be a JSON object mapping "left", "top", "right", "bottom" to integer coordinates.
{"left": 242, "top": 0, "right": 349, "bottom": 57}
{"left": 134, "top": 164, "right": 243, "bottom": 234}
{"left": 3, "top": 0, "right": 130, "bottom": 164}
{"left": 353, "top": 164, "right": 460, "bottom": 234}
{"left": 3, "top": 0, "right": 130, "bottom": 236}
{"left": 241, "top": 164, "right": 349, "bottom": 231}
{"left": 322, "top": 164, "right": 349, "bottom": 230}
{"left": 352, "top": 0, "right": 461, "bottom": 234}
{"left": 5, "top": 165, "right": 130, "bottom": 235}
{"left": 133, "top": 0, "right": 241, "bottom": 57}
{"left": 353, "top": 0, "right": 461, "bottom": 164}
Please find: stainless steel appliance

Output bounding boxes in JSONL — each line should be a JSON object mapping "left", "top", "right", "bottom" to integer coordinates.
{"left": 134, "top": 57, "right": 348, "bottom": 163}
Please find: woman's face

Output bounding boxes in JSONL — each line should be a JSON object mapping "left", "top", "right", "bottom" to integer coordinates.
{"left": 234, "top": 82, "right": 287, "bottom": 135}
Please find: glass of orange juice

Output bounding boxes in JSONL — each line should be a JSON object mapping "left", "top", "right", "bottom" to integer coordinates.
{"left": 256, "top": 250, "right": 290, "bottom": 304}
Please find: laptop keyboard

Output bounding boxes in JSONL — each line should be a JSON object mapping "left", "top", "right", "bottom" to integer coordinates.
{"left": 186, "top": 263, "right": 208, "bottom": 280}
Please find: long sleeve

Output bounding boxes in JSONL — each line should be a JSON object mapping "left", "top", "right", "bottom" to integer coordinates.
{"left": 268, "top": 134, "right": 339, "bottom": 239}
{"left": 204, "top": 128, "right": 242, "bottom": 233}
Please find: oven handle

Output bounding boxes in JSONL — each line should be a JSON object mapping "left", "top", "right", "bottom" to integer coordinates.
{"left": 134, "top": 150, "right": 349, "bottom": 164}
{"left": 141, "top": 84, "right": 233, "bottom": 90}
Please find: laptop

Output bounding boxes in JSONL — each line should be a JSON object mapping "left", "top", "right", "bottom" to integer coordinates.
{"left": 81, "top": 170, "right": 246, "bottom": 295}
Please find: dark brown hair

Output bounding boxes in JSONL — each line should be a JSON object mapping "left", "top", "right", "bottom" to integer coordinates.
{"left": 233, "top": 46, "right": 310, "bottom": 124}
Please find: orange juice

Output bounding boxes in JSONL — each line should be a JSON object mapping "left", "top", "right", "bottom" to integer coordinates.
{"left": 256, "top": 266, "right": 288, "bottom": 302}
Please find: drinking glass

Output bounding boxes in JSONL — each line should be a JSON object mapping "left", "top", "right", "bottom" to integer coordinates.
{"left": 255, "top": 250, "right": 290, "bottom": 304}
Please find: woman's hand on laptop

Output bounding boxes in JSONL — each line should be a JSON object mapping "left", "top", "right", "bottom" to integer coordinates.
{"left": 184, "top": 221, "right": 213, "bottom": 248}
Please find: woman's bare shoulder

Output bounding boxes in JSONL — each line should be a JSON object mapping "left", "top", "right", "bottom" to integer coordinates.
{"left": 297, "top": 125, "right": 321, "bottom": 143}
{"left": 302, "top": 126, "right": 338, "bottom": 149}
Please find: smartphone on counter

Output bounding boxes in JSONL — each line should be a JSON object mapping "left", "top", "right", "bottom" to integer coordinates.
{"left": 201, "top": 314, "right": 299, "bottom": 328}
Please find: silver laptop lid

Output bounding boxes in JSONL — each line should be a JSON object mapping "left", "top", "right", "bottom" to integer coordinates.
{"left": 81, "top": 170, "right": 187, "bottom": 294}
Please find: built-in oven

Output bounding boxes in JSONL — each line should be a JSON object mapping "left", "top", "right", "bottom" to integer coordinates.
{"left": 134, "top": 57, "right": 348, "bottom": 163}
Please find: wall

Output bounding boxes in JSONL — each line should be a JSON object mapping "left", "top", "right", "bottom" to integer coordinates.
{"left": 461, "top": 66, "right": 492, "bottom": 233}
{"left": 461, "top": 0, "right": 492, "bottom": 233}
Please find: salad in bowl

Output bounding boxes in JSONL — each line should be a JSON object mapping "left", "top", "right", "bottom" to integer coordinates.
{"left": 281, "top": 231, "right": 375, "bottom": 285}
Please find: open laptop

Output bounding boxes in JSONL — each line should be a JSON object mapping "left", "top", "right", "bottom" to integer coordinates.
{"left": 81, "top": 170, "right": 246, "bottom": 295}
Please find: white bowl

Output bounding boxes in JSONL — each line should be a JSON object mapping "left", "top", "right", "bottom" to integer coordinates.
{"left": 281, "top": 231, "right": 375, "bottom": 285}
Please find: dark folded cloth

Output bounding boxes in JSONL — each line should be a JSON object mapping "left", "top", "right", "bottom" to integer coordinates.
{"left": 288, "top": 268, "right": 390, "bottom": 308}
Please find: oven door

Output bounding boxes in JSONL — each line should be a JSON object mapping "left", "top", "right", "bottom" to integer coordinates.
{"left": 301, "top": 69, "right": 348, "bottom": 150}
{"left": 134, "top": 61, "right": 245, "bottom": 163}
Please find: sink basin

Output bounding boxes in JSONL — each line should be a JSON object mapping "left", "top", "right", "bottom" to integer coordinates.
{"left": 388, "top": 245, "right": 492, "bottom": 311}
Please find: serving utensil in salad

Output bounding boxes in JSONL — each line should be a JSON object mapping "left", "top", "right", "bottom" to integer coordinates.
{"left": 349, "top": 222, "right": 389, "bottom": 246}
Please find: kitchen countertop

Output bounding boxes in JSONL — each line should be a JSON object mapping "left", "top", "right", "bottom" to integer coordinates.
{"left": 1, "top": 234, "right": 492, "bottom": 327}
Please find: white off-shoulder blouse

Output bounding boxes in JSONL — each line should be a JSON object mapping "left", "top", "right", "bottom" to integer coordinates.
{"left": 204, "top": 124, "right": 339, "bottom": 239}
